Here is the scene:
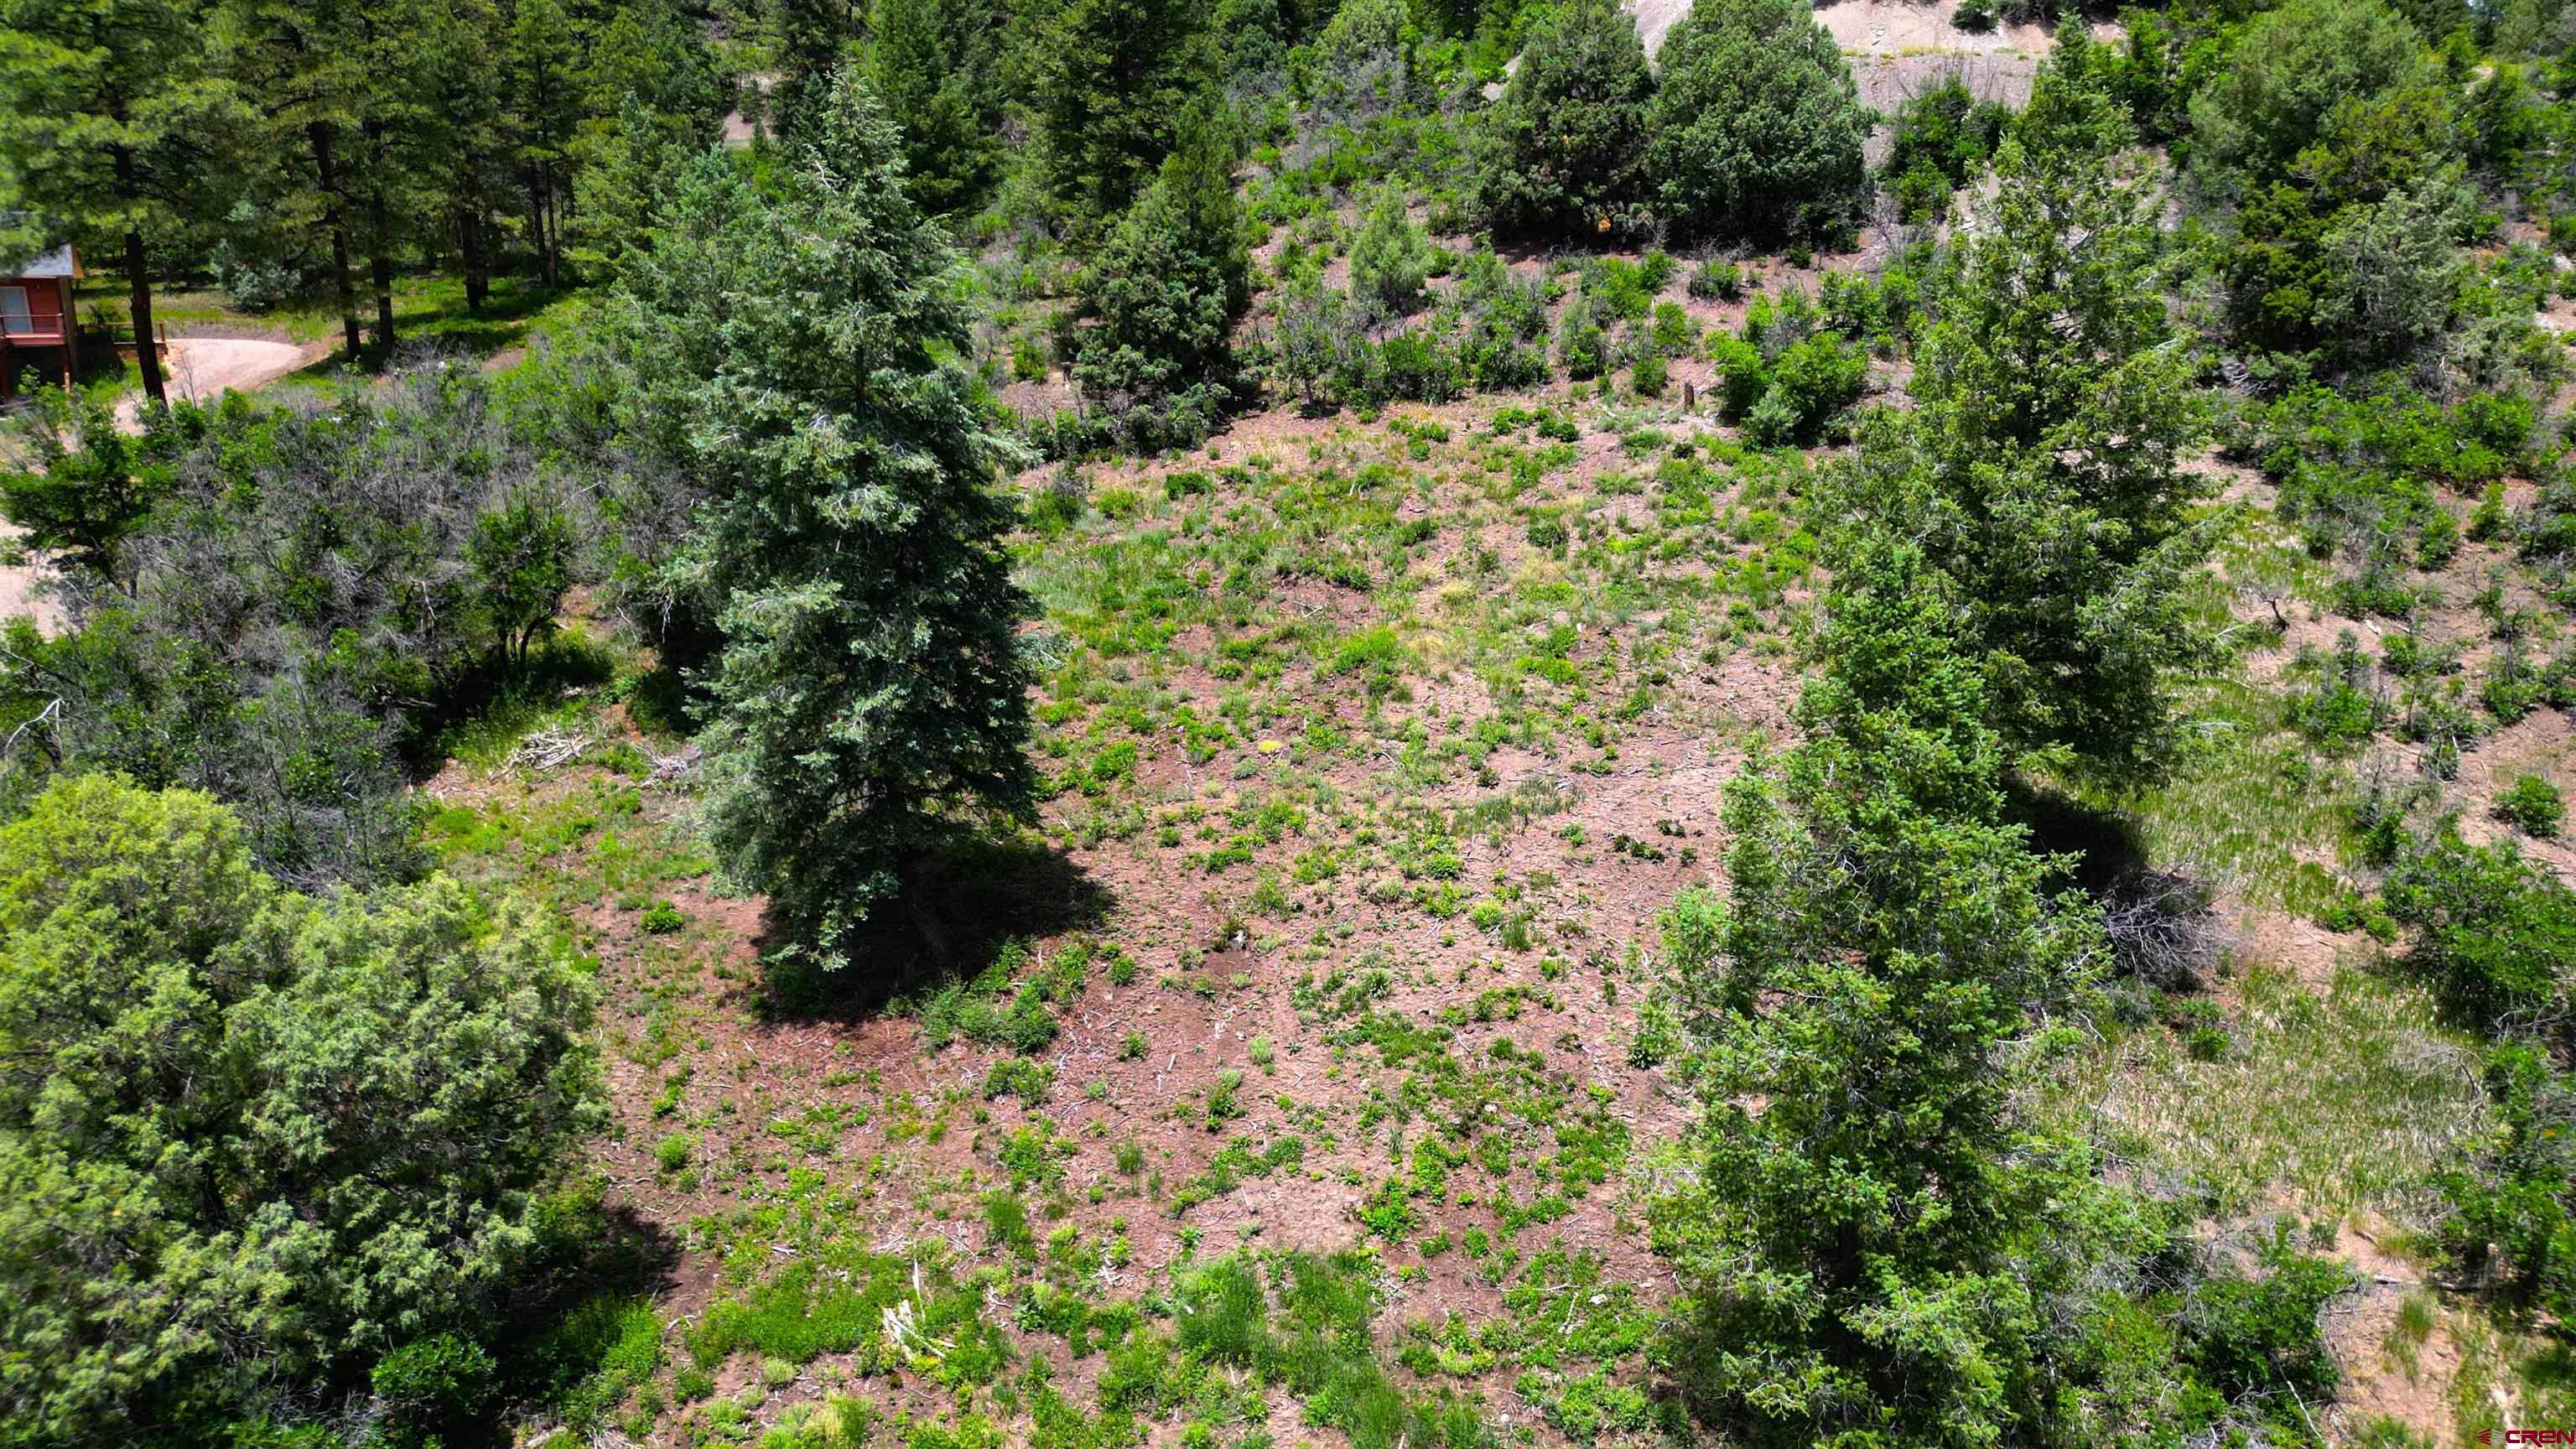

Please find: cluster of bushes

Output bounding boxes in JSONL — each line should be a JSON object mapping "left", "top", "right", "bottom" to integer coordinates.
{"left": 2370, "top": 825, "right": 2576, "bottom": 1331}
{"left": 1883, "top": 75, "right": 2012, "bottom": 222}
{"left": 1464, "top": 0, "right": 1870, "bottom": 247}
{"left": 2387, "top": 833, "right": 2576, "bottom": 1042}
{"left": 0, "top": 776, "right": 608, "bottom": 1446}
{"left": 1706, "top": 287, "right": 1874, "bottom": 444}
{"left": 2285, "top": 615, "right": 2572, "bottom": 777}
{"left": 1266, "top": 237, "right": 1914, "bottom": 427}
{"left": 1270, "top": 244, "right": 1551, "bottom": 411}
{"left": 2248, "top": 382, "right": 2536, "bottom": 590}
{"left": 0, "top": 370, "right": 588, "bottom": 886}
{"left": 2181, "top": 0, "right": 2554, "bottom": 385}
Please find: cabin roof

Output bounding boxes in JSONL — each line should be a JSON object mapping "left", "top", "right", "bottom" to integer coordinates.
{"left": 5, "top": 246, "right": 75, "bottom": 279}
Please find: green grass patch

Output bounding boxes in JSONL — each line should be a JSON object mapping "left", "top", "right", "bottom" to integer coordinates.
{"left": 2042, "top": 964, "right": 2490, "bottom": 1221}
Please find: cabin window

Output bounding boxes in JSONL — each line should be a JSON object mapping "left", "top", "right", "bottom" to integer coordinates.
{"left": 0, "top": 287, "right": 31, "bottom": 338}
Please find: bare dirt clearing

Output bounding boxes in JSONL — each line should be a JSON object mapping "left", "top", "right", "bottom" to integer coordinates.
{"left": 113, "top": 336, "right": 324, "bottom": 428}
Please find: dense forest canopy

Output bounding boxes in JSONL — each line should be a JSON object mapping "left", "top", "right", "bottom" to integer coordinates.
{"left": 0, "top": 0, "right": 2574, "bottom": 1444}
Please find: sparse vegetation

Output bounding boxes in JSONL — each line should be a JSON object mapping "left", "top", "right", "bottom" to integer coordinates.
{"left": 2, "top": 0, "right": 2571, "bottom": 1442}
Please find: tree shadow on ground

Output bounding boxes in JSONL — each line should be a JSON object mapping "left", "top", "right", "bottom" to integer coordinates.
{"left": 2007, "top": 779, "right": 2223, "bottom": 992}
{"left": 284, "top": 280, "right": 574, "bottom": 382}
{"left": 757, "top": 835, "right": 1113, "bottom": 1022}
{"left": 473, "top": 1201, "right": 684, "bottom": 1446}
{"left": 2006, "top": 779, "right": 2153, "bottom": 897}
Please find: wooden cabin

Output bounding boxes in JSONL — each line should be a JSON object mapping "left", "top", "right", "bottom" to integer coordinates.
{"left": 0, "top": 245, "right": 78, "bottom": 398}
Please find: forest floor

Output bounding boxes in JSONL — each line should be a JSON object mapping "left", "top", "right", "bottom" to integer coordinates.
{"left": 20, "top": 8, "right": 2573, "bottom": 1428}
{"left": 418, "top": 286, "right": 2572, "bottom": 1445}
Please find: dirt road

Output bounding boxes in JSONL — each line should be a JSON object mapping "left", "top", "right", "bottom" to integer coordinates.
{"left": 113, "top": 336, "right": 323, "bottom": 428}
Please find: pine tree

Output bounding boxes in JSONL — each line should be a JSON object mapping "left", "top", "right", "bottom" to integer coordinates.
{"left": 866, "top": 0, "right": 1006, "bottom": 217}
{"left": 2184, "top": 0, "right": 2467, "bottom": 370}
{"left": 210, "top": 0, "right": 370, "bottom": 357}
{"left": 1838, "top": 55, "right": 2214, "bottom": 785}
{"left": 582, "top": 0, "right": 725, "bottom": 136}
{"left": 1659, "top": 536, "right": 2126, "bottom": 1445}
{"left": 569, "top": 0, "right": 725, "bottom": 282}
{"left": 0, "top": 0, "right": 227, "bottom": 404}
{"left": 768, "top": 0, "right": 862, "bottom": 149}
{"left": 1462, "top": 0, "right": 1654, "bottom": 241}
{"left": 1035, "top": 0, "right": 1215, "bottom": 220}
{"left": 569, "top": 96, "right": 685, "bottom": 283}
{"left": 609, "top": 70, "right": 1036, "bottom": 967}
{"left": 419, "top": 0, "right": 508, "bottom": 311}
{"left": 505, "top": 0, "right": 581, "bottom": 287}
{"left": 1072, "top": 105, "right": 1248, "bottom": 406}
{"left": 351, "top": 0, "right": 452, "bottom": 350}
{"left": 1648, "top": 0, "right": 1868, "bottom": 243}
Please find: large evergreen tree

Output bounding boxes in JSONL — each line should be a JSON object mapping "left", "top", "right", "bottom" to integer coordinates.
{"left": 1462, "top": 0, "right": 1654, "bottom": 240}
{"left": 1659, "top": 538, "right": 2132, "bottom": 1445}
{"left": 0, "top": 0, "right": 221, "bottom": 404}
{"left": 504, "top": 0, "right": 581, "bottom": 288}
{"left": 610, "top": 70, "right": 1036, "bottom": 967}
{"left": 1072, "top": 106, "right": 1249, "bottom": 408}
{"left": 866, "top": 0, "right": 1007, "bottom": 217}
{"left": 210, "top": 0, "right": 371, "bottom": 356}
{"left": 1034, "top": 0, "right": 1215, "bottom": 220}
{"left": 768, "top": 0, "right": 864, "bottom": 148}
{"left": 1647, "top": 0, "right": 1868, "bottom": 243}
{"left": 1839, "top": 58, "right": 2215, "bottom": 785}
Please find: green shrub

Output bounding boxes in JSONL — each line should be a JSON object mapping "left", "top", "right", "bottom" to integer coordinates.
{"left": 1204, "top": 1069, "right": 1246, "bottom": 1129}
{"left": 917, "top": 943, "right": 1063, "bottom": 1052}
{"left": 2384, "top": 834, "right": 2576, "bottom": 1038}
{"left": 1648, "top": 0, "right": 1869, "bottom": 242}
{"left": 986, "top": 1192, "right": 1036, "bottom": 1256}
{"left": 1763, "top": 332, "right": 1866, "bottom": 438}
{"left": 1463, "top": 0, "right": 1654, "bottom": 240}
{"left": 2437, "top": 1042, "right": 2576, "bottom": 1324}
{"left": 2496, "top": 774, "right": 2564, "bottom": 837}
{"left": 1557, "top": 296, "right": 1610, "bottom": 381}
{"left": 0, "top": 778, "right": 603, "bottom": 1442}
{"left": 982, "top": 1057, "right": 1055, "bottom": 1104}
{"left": 1350, "top": 188, "right": 1436, "bottom": 317}
{"left": 1706, "top": 333, "right": 1766, "bottom": 417}
{"left": 1742, "top": 386, "right": 1803, "bottom": 446}
{"left": 373, "top": 1333, "right": 496, "bottom": 1446}
{"left": 653, "top": 1134, "right": 694, "bottom": 1174}
{"left": 2179, "top": 1226, "right": 2355, "bottom": 1426}
{"left": 1174, "top": 1259, "right": 1268, "bottom": 1365}
{"left": 1689, "top": 257, "right": 1745, "bottom": 299}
